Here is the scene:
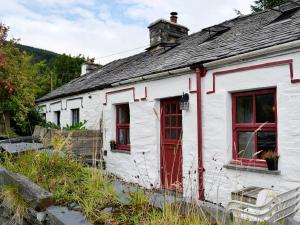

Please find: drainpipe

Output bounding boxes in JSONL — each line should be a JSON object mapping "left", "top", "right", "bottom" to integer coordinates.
{"left": 196, "top": 65, "right": 206, "bottom": 201}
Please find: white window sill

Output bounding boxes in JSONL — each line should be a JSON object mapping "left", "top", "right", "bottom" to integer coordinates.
{"left": 111, "top": 149, "right": 131, "bottom": 154}
{"left": 224, "top": 164, "right": 281, "bottom": 175}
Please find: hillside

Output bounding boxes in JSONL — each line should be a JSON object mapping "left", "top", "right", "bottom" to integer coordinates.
{"left": 16, "top": 43, "right": 60, "bottom": 65}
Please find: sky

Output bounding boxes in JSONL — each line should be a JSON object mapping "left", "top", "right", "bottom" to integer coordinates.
{"left": 0, "top": 0, "right": 254, "bottom": 65}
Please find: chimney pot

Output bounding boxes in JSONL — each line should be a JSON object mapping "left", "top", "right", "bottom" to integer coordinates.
{"left": 170, "top": 12, "right": 178, "bottom": 23}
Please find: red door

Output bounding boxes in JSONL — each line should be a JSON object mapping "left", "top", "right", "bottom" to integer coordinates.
{"left": 160, "top": 97, "right": 183, "bottom": 192}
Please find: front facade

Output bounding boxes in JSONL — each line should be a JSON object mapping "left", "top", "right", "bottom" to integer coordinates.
{"left": 37, "top": 3, "right": 300, "bottom": 220}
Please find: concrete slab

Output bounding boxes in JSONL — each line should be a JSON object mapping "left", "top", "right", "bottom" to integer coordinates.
{"left": 0, "top": 142, "right": 45, "bottom": 153}
{"left": 0, "top": 167, "right": 53, "bottom": 211}
{"left": 46, "top": 206, "right": 92, "bottom": 225}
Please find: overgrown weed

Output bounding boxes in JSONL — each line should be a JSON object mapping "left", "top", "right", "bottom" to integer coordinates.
{"left": 0, "top": 185, "right": 29, "bottom": 224}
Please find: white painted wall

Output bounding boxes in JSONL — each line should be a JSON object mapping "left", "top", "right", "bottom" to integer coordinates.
{"left": 102, "top": 72, "right": 198, "bottom": 192}
{"left": 201, "top": 51, "right": 300, "bottom": 220}
{"left": 39, "top": 91, "right": 103, "bottom": 130}
{"left": 39, "top": 49, "right": 300, "bottom": 220}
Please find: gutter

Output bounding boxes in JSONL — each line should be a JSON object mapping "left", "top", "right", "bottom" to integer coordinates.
{"left": 203, "top": 39, "right": 300, "bottom": 69}
{"left": 111, "top": 67, "right": 191, "bottom": 86}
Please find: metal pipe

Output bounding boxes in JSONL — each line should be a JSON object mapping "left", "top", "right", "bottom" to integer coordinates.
{"left": 196, "top": 65, "right": 206, "bottom": 201}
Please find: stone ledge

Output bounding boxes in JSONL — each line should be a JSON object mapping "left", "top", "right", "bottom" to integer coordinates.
{"left": 223, "top": 164, "right": 281, "bottom": 175}
{"left": 0, "top": 167, "right": 53, "bottom": 211}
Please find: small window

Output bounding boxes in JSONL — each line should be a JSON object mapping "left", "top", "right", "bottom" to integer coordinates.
{"left": 116, "top": 104, "right": 130, "bottom": 150}
{"left": 71, "top": 108, "right": 80, "bottom": 125}
{"left": 54, "top": 111, "right": 61, "bottom": 127}
{"left": 232, "top": 89, "right": 277, "bottom": 167}
{"left": 41, "top": 113, "right": 46, "bottom": 120}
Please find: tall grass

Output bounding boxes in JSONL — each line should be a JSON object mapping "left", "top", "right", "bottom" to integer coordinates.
{"left": 0, "top": 185, "right": 29, "bottom": 224}
{"left": 0, "top": 150, "right": 222, "bottom": 225}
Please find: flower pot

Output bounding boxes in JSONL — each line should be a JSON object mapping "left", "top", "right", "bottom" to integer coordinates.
{"left": 110, "top": 142, "right": 116, "bottom": 150}
{"left": 266, "top": 160, "right": 278, "bottom": 171}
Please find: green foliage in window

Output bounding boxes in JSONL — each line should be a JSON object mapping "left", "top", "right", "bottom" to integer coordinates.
{"left": 63, "top": 120, "right": 87, "bottom": 131}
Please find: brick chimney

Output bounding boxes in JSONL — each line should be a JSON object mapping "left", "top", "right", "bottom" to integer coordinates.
{"left": 147, "top": 12, "right": 189, "bottom": 49}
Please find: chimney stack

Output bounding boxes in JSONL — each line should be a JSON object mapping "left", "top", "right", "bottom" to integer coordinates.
{"left": 81, "top": 63, "right": 100, "bottom": 76}
{"left": 147, "top": 12, "right": 189, "bottom": 50}
{"left": 170, "top": 12, "right": 178, "bottom": 23}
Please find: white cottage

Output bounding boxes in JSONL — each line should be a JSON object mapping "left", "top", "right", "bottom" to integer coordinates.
{"left": 37, "top": 2, "right": 300, "bottom": 220}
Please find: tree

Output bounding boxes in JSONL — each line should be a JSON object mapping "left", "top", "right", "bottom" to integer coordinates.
{"left": 52, "top": 54, "right": 87, "bottom": 89}
{"left": 251, "top": 0, "right": 288, "bottom": 12}
{"left": 0, "top": 23, "right": 96, "bottom": 134}
{"left": 0, "top": 24, "right": 8, "bottom": 67}
{"left": 0, "top": 24, "right": 49, "bottom": 133}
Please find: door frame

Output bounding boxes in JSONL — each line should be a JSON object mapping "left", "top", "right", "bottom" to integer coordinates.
{"left": 160, "top": 96, "right": 183, "bottom": 191}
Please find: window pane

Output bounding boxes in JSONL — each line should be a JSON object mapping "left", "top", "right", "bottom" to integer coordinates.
{"left": 236, "top": 96, "right": 253, "bottom": 123}
{"left": 238, "top": 131, "right": 255, "bottom": 159}
{"left": 118, "top": 129, "right": 126, "bottom": 145}
{"left": 55, "top": 111, "right": 60, "bottom": 126}
{"left": 171, "top": 103, "right": 177, "bottom": 114}
{"left": 72, "top": 109, "right": 79, "bottom": 125}
{"left": 171, "top": 116, "right": 177, "bottom": 127}
{"left": 165, "top": 116, "right": 170, "bottom": 127}
{"left": 171, "top": 129, "right": 177, "bottom": 139}
{"left": 165, "top": 129, "right": 171, "bottom": 139}
{"left": 124, "top": 105, "right": 130, "bottom": 123}
{"left": 165, "top": 104, "right": 170, "bottom": 114}
{"left": 257, "top": 132, "right": 276, "bottom": 159}
{"left": 126, "top": 128, "right": 130, "bottom": 145}
{"left": 118, "top": 107, "right": 124, "bottom": 123}
{"left": 256, "top": 94, "right": 275, "bottom": 123}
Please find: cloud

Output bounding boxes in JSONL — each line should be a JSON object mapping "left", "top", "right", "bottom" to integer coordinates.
{"left": 0, "top": 0, "right": 254, "bottom": 64}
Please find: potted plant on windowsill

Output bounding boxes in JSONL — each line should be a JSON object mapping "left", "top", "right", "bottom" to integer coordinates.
{"left": 262, "top": 151, "right": 279, "bottom": 171}
{"left": 110, "top": 140, "right": 116, "bottom": 150}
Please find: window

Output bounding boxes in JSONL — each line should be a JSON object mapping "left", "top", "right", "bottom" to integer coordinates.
{"left": 116, "top": 104, "right": 130, "bottom": 150}
{"left": 54, "top": 111, "right": 61, "bottom": 127}
{"left": 41, "top": 113, "right": 46, "bottom": 120}
{"left": 232, "top": 89, "right": 277, "bottom": 167}
{"left": 71, "top": 108, "right": 80, "bottom": 125}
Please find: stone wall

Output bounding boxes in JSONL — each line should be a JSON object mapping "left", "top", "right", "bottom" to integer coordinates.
{"left": 33, "top": 126, "right": 102, "bottom": 160}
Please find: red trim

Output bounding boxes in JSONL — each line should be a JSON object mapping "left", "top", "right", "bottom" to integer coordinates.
{"left": 196, "top": 66, "right": 206, "bottom": 201}
{"left": 116, "top": 104, "right": 130, "bottom": 151}
{"left": 231, "top": 89, "right": 277, "bottom": 167}
{"left": 140, "top": 87, "right": 148, "bottom": 101}
{"left": 189, "top": 78, "right": 197, "bottom": 93}
{"left": 207, "top": 59, "right": 300, "bottom": 94}
{"left": 103, "top": 87, "right": 147, "bottom": 105}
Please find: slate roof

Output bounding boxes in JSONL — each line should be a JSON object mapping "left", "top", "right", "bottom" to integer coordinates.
{"left": 37, "top": 1, "right": 300, "bottom": 103}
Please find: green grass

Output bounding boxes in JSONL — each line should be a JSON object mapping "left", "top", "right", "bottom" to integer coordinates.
{"left": 0, "top": 150, "right": 262, "bottom": 225}
{"left": 0, "top": 151, "right": 120, "bottom": 224}
{"left": 0, "top": 151, "right": 214, "bottom": 224}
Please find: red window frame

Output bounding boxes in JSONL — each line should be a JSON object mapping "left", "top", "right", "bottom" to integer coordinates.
{"left": 231, "top": 89, "right": 277, "bottom": 168}
{"left": 116, "top": 104, "right": 130, "bottom": 151}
